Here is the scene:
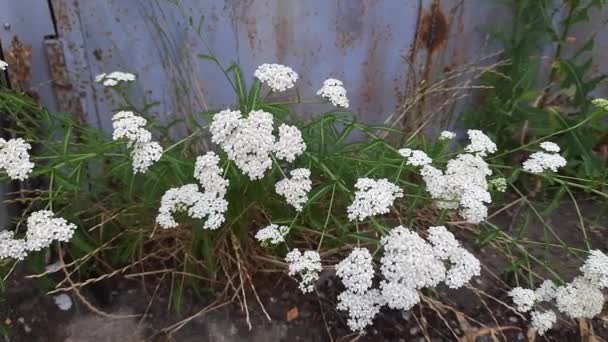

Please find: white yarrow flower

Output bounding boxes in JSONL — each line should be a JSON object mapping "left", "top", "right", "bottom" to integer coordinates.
{"left": 347, "top": 178, "right": 403, "bottom": 221}
{"left": 509, "top": 287, "right": 536, "bottom": 313}
{"left": 0, "top": 138, "right": 35, "bottom": 181}
{"left": 540, "top": 141, "right": 560, "bottom": 153}
{"left": 285, "top": 248, "right": 322, "bottom": 293}
{"left": 111, "top": 111, "right": 163, "bottom": 173}
{"left": 427, "top": 226, "right": 480, "bottom": 288}
{"left": 0, "top": 231, "right": 28, "bottom": 260}
{"left": 254, "top": 63, "right": 298, "bottom": 92}
{"left": 399, "top": 148, "right": 432, "bottom": 166}
{"left": 530, "top": 310, "right": 556, "bottom": 336}
{"left": 337, "top": 289, "right": 383, "bottom": 331}
{"left": 156, "top": 184, "right": 227, "bottom": 230}
{"left": 25, "top": 210, "right": 77, "bottom": 252}
{"left": 464, "top": 130, "right": 497, "bottom": 157}
{"left": 535, "top": 279, "right": 558, "bottom": 302}
{"left": 316, "top": 78, "right": 349, "bottom": 108}
{"left": 336, "top": 248, "right": 375, "bottom": 294}
{"left": 379, "top": 281, "right": 419, "bottom": 311}
{"left": 255, "top": 224, "right": 289, "bottom": 246}
{"left": 95, "top": 71, "right": 136, "bottom": 87}
{"left": 580, "top": 249, "right": 608, "bottom": 289}
{"left": 275, "top": 168, "right": 311, "bottom": 212}
{"left": 194, "top": 151, "right": 229, "bottom": 196}
{"left": 523, "top": 151, "right": 567, "bottom": 174}
{"left": 554, "top": 276, "right": 604, "bottom": 319}
{"left": 0, "top": 59, "right": 7, "bottom": 70}
{"left": 273, "top": 124, "right": 306, "bottom": 162}
{"left": 210, "top": 109, "right": 275, "bottom": 180}
{"left": 439, "top": 130, "right": 456, "bottom": 140}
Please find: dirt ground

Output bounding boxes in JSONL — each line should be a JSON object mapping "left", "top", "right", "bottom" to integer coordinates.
{"left": 1, "top": 200, "right": 607, "bottom": 341}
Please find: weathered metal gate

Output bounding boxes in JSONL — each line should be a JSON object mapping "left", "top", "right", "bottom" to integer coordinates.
{"left": 1, "top": 0, "right": 607, "bottom": 132}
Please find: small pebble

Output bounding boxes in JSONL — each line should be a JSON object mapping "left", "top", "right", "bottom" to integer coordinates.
{"left": 409, "top": 326, "right": 420, "bottom": 335}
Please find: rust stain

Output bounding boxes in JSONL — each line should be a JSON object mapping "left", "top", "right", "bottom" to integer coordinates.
{"left": 416, "top": 1, "right": 448, "bottom": 54}
{"left": 6, "top": 36, "right": 33, "bottom": 91}
{"left": 273, "top": 16, "right": 290, "bottom": 62}
{"left": 50, "top": 0, "right": 73, "bottom": 32}
{"left": 45, "top": 39, "right": 86, "bottom": 123}
{"left": 245, "top": 16, "right": 258, "bottom": 51}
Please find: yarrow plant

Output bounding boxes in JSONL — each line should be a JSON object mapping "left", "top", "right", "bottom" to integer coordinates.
{"left": 285, "top": 248, "right": 322, "bottom": 293}
{"left": 255, "top": 224, "right": 289, "bottom": 246}
{"left": 274, "top": 168, "right": 312, "bottom": 212}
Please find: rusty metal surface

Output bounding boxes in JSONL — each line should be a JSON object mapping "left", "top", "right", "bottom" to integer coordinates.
{"left": 2, "top": 0, "right": 607, "bottom": 133}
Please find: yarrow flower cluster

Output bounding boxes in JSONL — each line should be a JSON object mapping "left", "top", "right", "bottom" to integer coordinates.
{"left": 336, "top": 226, "right": 479, "bottom": 331}
{"left": 0, "top": 138, "right": 35, "bottom": 181}
{"left": 285, "top": 248, "right": 322, "bottom": 293}
{"left": 111, "top": 111, "right": 163, "bottom": 173}
{"left": 399, "top": 148, "right": 432, "bottom": 166}
{"left": 489, "top": 177, "right": 507, "bottom": 192}
{"left": 404, "top": 130, "right": 496, "bottom": 223}
{"left": 95, "top": 71, "right": 136, "bottom": 87}
{"left": 509, "top": 249, "right": 608, "bottom": 335}
{"left": 591, "top": 98, "right": 608, "bottom": 111}
{"left": 0, "top": 59, "right": 7, "bottom": 70}
{"left": 347, "top": 178, "right": 403, "bottom": 221}
{"left": 255, "top": 224, "right": 289, "bottom": 246}
{"left": 273, "top": 124, "right": 306, "bottom": 162}
{"left": 0, "top": 211, "right": 77, "bottom": 260}
{"left": 439, "top": 130, "right": 456, "bottom": 140}
{"left": 210, "top": 110, "right": 306, "bottom": 180}
{"left": 275, "top": 168, "right": 311, "bottom": 211}
{"left": 316, "top": 78, "right": 349, "bottom": 108}
{"left": 194, "top": 151, "right": 229, "bottom": 196}
{"left": 156, "top": 183, "right": 228, "bottom": 230}
{"left": 522, "top": 142, "right": 567, "bottom": 174}
{"left": 254, "top": 63, "right": 298, "bottom": 92}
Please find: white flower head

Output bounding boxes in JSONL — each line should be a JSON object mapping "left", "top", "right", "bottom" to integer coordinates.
{"left": 427, "top": 226, "right": 480, "bottom": 288}
{"left": 540, "top": 141, "right": 560, "bottom": 153}
{"left": 523, "top": 151, "right": 567, "bottom": 174}
{"left": 210, "top": 109, "right": 275, "bottom": 180}
{"left": 0, "top": 138, "right": 35, "bottom": 181}
{"left": 399, "top": 148, "right": 432, "bottom": 166}
{"left": 380, "top": 226, "right": 446, "bottom": 289}
{"left": 254, "top": 63, "right": 298, "bottom": 92}
{"left": 489, "top": 177, "right": 507, "bottom": 192}
{"left": 111, "top": 111, "right": 162, "bottom": 173}
{"left": 337, "top": 289, "right": 384, "bottom": 331}
{"left": 273, "top": 124, "right": 306, "bottom": 162}
{"left": 316, "top": 78, "right": 349, "bottom": 108}
{"left": 156, "top": 184, "right": 227, "bottom": 230}
{"left": 555, "top": 276, "right": 604, "bottom": 319}
{"left": 439, "top": 130, "right": 456, "bottom": 141}
{"left": 420, "top": 153, "right": 492, "bottom": 223}
{"left": 131, "top": 141, "right": 163, "bottom": 174}
{"left": 464, "top": 130, "right": 497, "bottom": 157}
{"left": 580, "top": 250, "right": 608, "bottom": 289}
{"left": 509, "top": 287, "right": 536, "bottom": 313}
{"left": 111, "top": 111, "right": 151, "bottom": 145}
{"left": 25, "top": 210, "right": 77, "bottom": 252}
{"left": 530, "top": 310, "right": 556, "bottom": 336}
{"left": 379, "top": 281, "right": 419, "bottom": 311}
{"left": 592, "top": 98, "right": 608, "bottom": 111}
{"left": 535, "top": 279, "right": 558, "bottom": 302}
{"left": 0, "top": 231, "right": 28, "bottom": 260}
{"left": 194, "top": 151, "right": 229, "bottom": 196}
{"left": 275, "top": 168, "right": 311, "bottom": 212}
{"left": 255, "top": 224, "right": 289, "bottom": 246}
{"left": 285, "top": 248, "right": 322, "bottom": 293}
{"left": 347, "top": 178, "right": 403, "bottom": 221}
{"left": 96, "top": 71, "right": 136, "bottom": 87}
{"left": 336, "top": 248, "right": 375, "bottom": 294}
{"left": 0, "top": 59, "right": 7, "bottom": 70}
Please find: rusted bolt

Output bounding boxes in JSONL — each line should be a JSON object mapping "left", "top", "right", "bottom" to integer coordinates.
{"left": 3, "top": 22, "right": 10, "bottom": 30}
